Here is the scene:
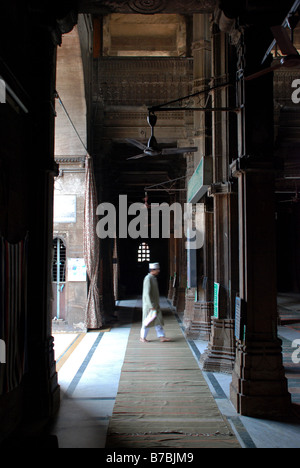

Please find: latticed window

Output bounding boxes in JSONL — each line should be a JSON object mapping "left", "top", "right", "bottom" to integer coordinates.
{"left": 138, "top": 243, "right": 150, "bottom": 263}
{"left": 52, "top": 238, "right": 66, "bottom": 282}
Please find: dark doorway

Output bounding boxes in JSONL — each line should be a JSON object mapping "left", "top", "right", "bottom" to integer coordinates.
{"left": 276, "top": 201, "right": 300, "bottom": 293}
{"left": 119, "top": 237, "right": 169, "bottom": 297}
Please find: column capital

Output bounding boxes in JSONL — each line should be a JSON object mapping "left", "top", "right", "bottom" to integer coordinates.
{"left": 209, "top": 181, "right": 236, "bottom": 196}
{"left": 230, "top": 156, "right": 276, "bottom": 178}
{"left": 192, "top": 39, "right": 211, "bottom": 53}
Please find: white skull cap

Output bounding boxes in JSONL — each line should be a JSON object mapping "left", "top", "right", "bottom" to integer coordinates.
{"left": 149, "top": 263, "right": 160, "bottom": 270}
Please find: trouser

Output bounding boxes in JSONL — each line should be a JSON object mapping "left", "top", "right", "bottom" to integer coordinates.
{"left": 140, "top": 325, "right": 165, "bottom": 340}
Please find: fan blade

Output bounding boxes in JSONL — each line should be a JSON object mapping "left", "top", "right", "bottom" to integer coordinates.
{"left": 271, "top": 25, "right": 299, "bottom": 56}
{"left": 162, "top": 147, "right": 198, "bottom": 155}
{"left": 127, "top": 153, "right": 147, "bottom": 160}
{"left": 126, "top": 139, "right": 148, "bottom": 151}
{"left": 245, "top": 63, "right": 282, "bottom": 81}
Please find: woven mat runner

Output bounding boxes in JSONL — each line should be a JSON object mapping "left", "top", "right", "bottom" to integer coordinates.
{"left": 106, "top": 308, "right": 240, "bottom": 448}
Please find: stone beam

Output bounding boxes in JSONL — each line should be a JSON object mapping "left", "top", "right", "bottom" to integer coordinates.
{"left": 78, "top": 0, "right": 216, "bottom": 15}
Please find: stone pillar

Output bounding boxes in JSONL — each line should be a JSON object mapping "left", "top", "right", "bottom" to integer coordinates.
{"left": 201, "top": 204, "right": 215, "bottom": 338}
{"left": 192, "top": 13, "right": 212, "bottom": 168}
{"left": 175, "top": 243, "right": 187, "bottom": 315}
{"left": 113, "top": 238, "right": 119, "bottom": 302}
{"left": 168, "top": 195, "right": 177, "bottom": 303}
{"left": 184, "top": 14, "right": 213, "bottom": 338}
{"left": 174, "top": 179, "right": 187, "bottom": 315}
{"left": 186, "top": 301, "right": 214, "bottom": 340}
{"left": 230, "top": 166, "right": 291, "bottom": 416}
{"left": 101, "top": 237, "right": 116, "bottom": 324}
{"left": 23, "top": 28, "right": 61, "bottom": 422}
{"left": 0, "top": 3, "right": 80, "bottom": 436}
{"left": 200, "top": 26, "right": 239, "bottom": 373}
{"left": 183, "top": 287, "right": 197, "bottom": 332}
{"left": 170, "top": 237, "right": 179, "bottom": 307}
{"left": 229, "top": 28, "right": 291, "bottom": 418}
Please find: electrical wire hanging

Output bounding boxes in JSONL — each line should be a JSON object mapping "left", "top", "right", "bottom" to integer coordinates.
{"left": 54, "top": 90, "right": 89, "bottom": 156}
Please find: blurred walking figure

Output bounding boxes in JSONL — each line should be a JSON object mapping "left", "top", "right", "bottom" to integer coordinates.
{"left": 140, "top": 263, "right": 171, "bottom": 343}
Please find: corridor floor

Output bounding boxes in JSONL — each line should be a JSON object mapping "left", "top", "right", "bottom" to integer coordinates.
{"left": 106, "top": 306, "right": 240, "bottom": 448}
{"left": 50, "top": 298, "right": 300, "bottom": 449}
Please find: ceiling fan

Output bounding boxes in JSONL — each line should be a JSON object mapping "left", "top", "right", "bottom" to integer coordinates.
{"left": 279, "top": 180, "right": 300, "bottom": 203}
{"left": 245, "top": 24, "right": 300, "bottom": 81}
{"left": 126, "top": 112, "right": 198, "bottom": 160}
{"left": 279, "top": 190, "right": 300, "bottom": 203}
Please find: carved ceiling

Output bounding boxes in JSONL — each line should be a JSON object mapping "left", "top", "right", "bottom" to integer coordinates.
{"left": 78, "top": 0, "right": 216, "bottom": 15}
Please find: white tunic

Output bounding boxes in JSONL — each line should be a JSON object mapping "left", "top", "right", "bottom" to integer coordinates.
{"left": 142, "top": 273, "right": 164, "bottom": 328}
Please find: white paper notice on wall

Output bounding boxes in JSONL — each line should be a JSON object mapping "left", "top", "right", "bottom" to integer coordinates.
{"left": 68, "top": 258, "right": 87, "bottom": 282}
{"left": 54, "top": 195, "right": 77, "bottom": 223}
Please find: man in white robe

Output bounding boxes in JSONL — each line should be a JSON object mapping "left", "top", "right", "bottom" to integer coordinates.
{"left": 140, "top": 263, "right": 171, "bottom": 343}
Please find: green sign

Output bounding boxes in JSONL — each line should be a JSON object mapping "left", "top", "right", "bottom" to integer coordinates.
{"left": 235, "top": 296, "right": 241, "bottom": 339}
{"left": 187, "top": 157, "right": 213, "bottom": 204}
{"left": 214, "top": 283, "right": 220, "bottom": 318}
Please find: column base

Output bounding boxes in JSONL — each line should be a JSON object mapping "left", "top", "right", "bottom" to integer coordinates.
{"left": 168, "top": 278, "right": 174, "bottom": 301}
{"left": 185, "top": 301, "right": 214, "bottom": 340}
{"left": 171, "top": 287, "right": 177, "bottom": 308}
{"left": 183, "top": 288, "right": 196, "bottom": 333}
{"left": 0, "top": 385, "right": 24, "bottom": 441}
{"left": 23, "top": 336, "right": 60, "bottom": 421}
{"left": 176, "top": 287, "right": 186, "bottom": 314}
{"left": 230, "top": 339, "right": 292, "bottom": 419}
{"left": 200, "top": 318, "right": 235, "bottom": 374}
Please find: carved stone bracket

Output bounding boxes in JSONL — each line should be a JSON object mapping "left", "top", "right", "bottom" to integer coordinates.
{"left": 29, "top": 4, "right": 78, "bottom": 45}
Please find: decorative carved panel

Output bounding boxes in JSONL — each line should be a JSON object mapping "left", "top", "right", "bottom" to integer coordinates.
{"left": 94, "top": 57, "right": 194, "bottom": 107}
{"left": 79, "top": 0, "right": 216, "bottom": 15}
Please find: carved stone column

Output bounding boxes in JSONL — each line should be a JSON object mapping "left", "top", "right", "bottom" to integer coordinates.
{"left": 101, "top": 237, "right": 116, "bottom": 324}
{"left": 192, "top": 13, "right": 212, "bottom": 168}
{"left": 200, "top": 25, "right": 239, "bottom": 372}
{"left": 230, "top": 163, "right": 291, "bottom": 417}
{"left": 174, "top": 179, "right": 187, "bottom": 314}
{"left": 200, "top": 190, "right": 238, "bottom": 373}
{"left": 183, "top": 288, "right": 197, "bottom": 332}
{"left": 23, "top": 28, "right": 63, "bottom": 423}
{"left": 184, "top": 14, "right": 213, "bottom": 338}
{"left": 113, "top": 239, "right": 119, "bottom": 302}
{"left": 228, "top": 27, "right": 291, "bottom": 418}
{"left": 168, "top": 195, "right": 177, "bottom": 303}
{"left": 185, "top": 301, "right": 214, "bottom": 340}
{"left": 200, "top": 204, "right": 215, "bottom": 338}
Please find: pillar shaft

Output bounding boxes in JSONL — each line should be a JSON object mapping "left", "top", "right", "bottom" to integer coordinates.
{"left": 184, "top": 14, "right": 213, "bottom": 338}
{"left": 229, "top": 28, "right": 291, "bottom": 418}
{"left": 200, "top": 25, "right": 239, "bottom": 372}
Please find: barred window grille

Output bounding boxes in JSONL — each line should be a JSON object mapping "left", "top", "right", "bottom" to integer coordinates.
{"left": 52, "top": 238, "right": 66, "bottom": 282}
{"left": 138, "top": 243, "right": 150, "bottom": 263}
